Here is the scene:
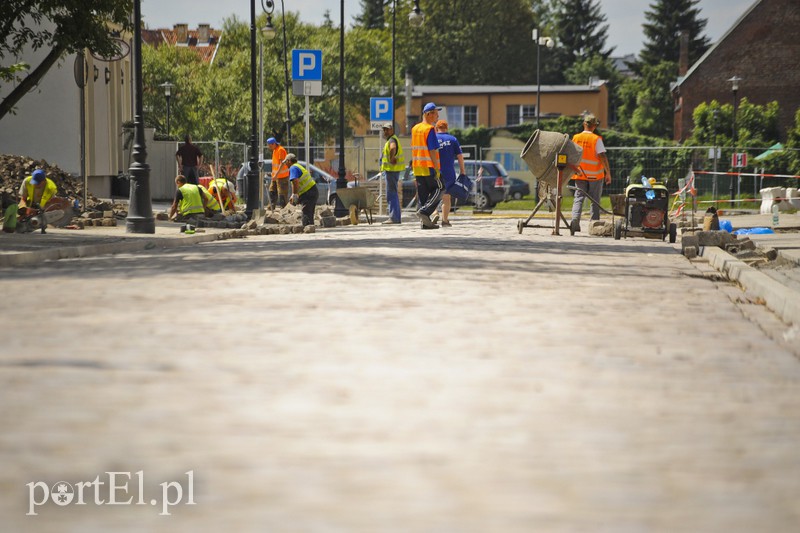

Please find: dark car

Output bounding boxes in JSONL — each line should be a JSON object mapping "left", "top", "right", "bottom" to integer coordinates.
{"left": 508, "top": 178, "right": 531, "bottom": 200}
{"left": 463, "top": 160, "right": 510, "bottom": 209}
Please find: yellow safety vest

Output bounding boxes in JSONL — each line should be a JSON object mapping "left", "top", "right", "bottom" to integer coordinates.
{"left": 411, "top": 122, "right": 439, "bottom": 176}
{"left": 200, "top": 185, "right": 220, "bottom": 212}
{"left": 572, "top": 130, "right": 605, "bottom": 181}
{"left": 178, "top": 183, "right": 205, "bottom": 215}
{"left": 381, "top": 135, "right": 405, "bottom": 172}
{"left": 209, "top": 178, "right": 235, "bottom": 210}
{"left": 24, "top": 177, "right": 58, "bottom": 207}
{"left": 291, "top": 164, "right": 316, "bottom": 195}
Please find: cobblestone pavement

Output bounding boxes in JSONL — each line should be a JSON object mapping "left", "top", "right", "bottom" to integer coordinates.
{"left": 1, "top": 216, "right": 799, "bottom": 532}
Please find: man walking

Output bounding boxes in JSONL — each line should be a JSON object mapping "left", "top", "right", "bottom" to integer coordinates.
{"left": 435, "top": 119, "right": 466, "bottom": 227}
{"left": 266, "top": 137, "right": 290, "bottom": 208}
{"left": 380, "top": 123, "right": 404, "bottom": 224}
{"left": 411, "top": 102, "right": 442, "bottom": 229}
{"left": 570, "top": 114, "right": 611, "bottom": 232}
{"left": 175, "top": 135, "right": 204, "bottom": 185}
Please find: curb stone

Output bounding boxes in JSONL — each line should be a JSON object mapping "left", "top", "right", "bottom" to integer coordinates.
{"left": 702, "top": 246, "right": 800, "bottom": 326}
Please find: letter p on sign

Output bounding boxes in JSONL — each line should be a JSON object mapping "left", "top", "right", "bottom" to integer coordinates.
{"left": 292, "top": 49, "right": 322, "bottom": 81}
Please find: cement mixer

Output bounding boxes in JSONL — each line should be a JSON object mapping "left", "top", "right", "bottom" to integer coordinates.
{"left": 517, "top": 130, "right": 583, "bottom": 235}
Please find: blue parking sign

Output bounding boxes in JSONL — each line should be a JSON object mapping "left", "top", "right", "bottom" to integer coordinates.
{"left": 291, "top": 49, "right": 322, "bottom": 81}
{"left": 370, "top": 97, "right": 393, "bottom": 122}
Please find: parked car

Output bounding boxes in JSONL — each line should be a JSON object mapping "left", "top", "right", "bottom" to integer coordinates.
{"left": 507, "top": 178, "right": 531, "bottom": 200}
{"left": 260, "top": 160, "right": 337, "bottom": 205}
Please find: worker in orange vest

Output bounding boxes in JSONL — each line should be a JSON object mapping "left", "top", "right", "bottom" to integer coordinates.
{"left": 266, "top": 137, "right": 290, "bottom": 208}
{"left": 410, "top": 102, "right": 442, "bottom": 229}
{"left": 570, "top": 113, "right": 612, "bottom": 232}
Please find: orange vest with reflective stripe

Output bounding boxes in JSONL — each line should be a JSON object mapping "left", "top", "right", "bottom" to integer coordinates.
{"left": 411, "top": 122, "right": 439, "bottom": 176}
{"left": 271, "top": 145, "right": 290, "bottom": 179}
{"left": 572, "top": 130, "right": 605, "bottom": 181}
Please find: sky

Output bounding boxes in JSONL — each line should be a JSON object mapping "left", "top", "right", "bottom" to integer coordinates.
{"left": 142, "top": 0, "right": 756, "bottom": 57}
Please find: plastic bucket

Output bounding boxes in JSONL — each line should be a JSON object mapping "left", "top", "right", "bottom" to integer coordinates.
{"left": 520, "top": 130, "right": 583, "bottom": 189}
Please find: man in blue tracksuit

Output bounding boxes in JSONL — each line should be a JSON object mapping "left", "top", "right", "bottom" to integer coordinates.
{"left": 435, "top": 120, "right": 466, "bottom": 227}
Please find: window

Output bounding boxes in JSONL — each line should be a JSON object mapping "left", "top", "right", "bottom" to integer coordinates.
{"left": 506, "top": 104, "right": 537, "bottom": 126}
{"left": 445, "top": 105, "right": 478, "bottom": 129}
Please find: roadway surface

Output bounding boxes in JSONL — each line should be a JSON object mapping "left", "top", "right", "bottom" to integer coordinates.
{"left": 1, "top": 216, "right": 799, "bottom": 532}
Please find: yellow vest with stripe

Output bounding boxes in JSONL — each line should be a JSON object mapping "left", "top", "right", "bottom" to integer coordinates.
{"left": 291, "top": 163, "right": 316, "bottom": 195}
{"left": 381, "top": 135, "right": 405, "bottom": 172}
{"left": 200, "top": 185, "right": 220, "bottom": 211}
{"left": 411, "top": 122, "right": 440, "bottom": 176}
{"left": 24, "top": 176, "right": 58, "bottom": 207}
{"left": 178, "top": 183, "right": 205, "bottom": 215}
{"left": 572, "top": 130, "right": 605, "bottom": 181}
{"left": 209, "top": 178, "right": 234, "bottom": 210}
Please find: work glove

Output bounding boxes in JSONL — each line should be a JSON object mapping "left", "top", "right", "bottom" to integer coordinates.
{"left": 290, "top": 194, "right": 299, "bottom": 205}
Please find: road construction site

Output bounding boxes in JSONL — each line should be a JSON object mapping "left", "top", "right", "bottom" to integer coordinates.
{"left": 1, "top": 207, "right": 799, "bottom": 532}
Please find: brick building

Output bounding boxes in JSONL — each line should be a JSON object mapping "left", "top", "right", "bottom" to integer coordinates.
{"left": 672, "top": 0, "right": 800, "bottom": 142}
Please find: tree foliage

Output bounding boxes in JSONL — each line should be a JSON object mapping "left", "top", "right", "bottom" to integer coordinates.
{"left": 617, "top": 60, "right": 677, "bottom": 138}
{"left": 639, "top": 0, "right": 710, "bottom": 68}
{"left": 0, "top": 0, "right": 133, "bottom": 121}
{"left": 355, "top": 0, "right": 386, "bottom": 30}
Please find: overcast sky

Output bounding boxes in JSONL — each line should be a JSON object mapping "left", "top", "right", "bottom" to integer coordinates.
{"left": 142, "top": 0, "right": 756, "bottom": 57}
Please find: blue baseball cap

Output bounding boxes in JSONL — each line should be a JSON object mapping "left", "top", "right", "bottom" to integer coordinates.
{"left": 31, "top": 169, "right": 45, "bottom": 184}
{"left": 266, "top": 137, "right": 277, "bottom": 145}
{"left": 423, "top": 102, "right": 442, "bottom": 114}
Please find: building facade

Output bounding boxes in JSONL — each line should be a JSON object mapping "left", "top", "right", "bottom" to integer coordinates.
{"left": 672, "top": 0, "right": 800, "bottom": 142}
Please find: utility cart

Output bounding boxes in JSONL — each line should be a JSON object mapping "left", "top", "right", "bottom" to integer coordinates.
{"left": 612, "top": 181, "right": 677, "bottom": 243}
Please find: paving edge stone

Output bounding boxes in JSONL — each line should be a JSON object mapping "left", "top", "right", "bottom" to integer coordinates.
{"left": 0, "top": 231, "right": 244, "bottom": 268}
{"left": 703, "top": 246, "right": 800, "bottom": 326}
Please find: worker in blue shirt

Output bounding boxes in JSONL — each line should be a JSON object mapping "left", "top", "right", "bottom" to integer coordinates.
{"left": 435, "top": 120, "right": 466, "bottom": 227}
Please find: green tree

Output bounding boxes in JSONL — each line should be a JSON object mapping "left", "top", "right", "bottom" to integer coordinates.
{"left": 355, "top": 0, "right": 386, "bottom": 29}
{"left": 688, "top": 99, "right": 781, "bottom": 148}
{"left": 0, "top": 0, "right": 133, "bottom": 121}
{"left": 548, "top": 0, "right": 612, "bottom": 84}
{"left": 617, "top": 60, "right": 676, "bottom": 138}
{"left": 564, "top": 53, "right": 625, "bottom": 122}
{"left": 639, "top": 0, "right": 710, "bottom": 68}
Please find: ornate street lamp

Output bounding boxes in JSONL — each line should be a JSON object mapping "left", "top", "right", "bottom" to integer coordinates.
{"left": 126, "top": 0, "right": 155, "bottom": 233}
{"left": 263, "top": 0, "right": 292, "bottom": 148}
{"left": 160, "top": 81, "right": 174, "bottom": 136}
{"left": 728, "top": 75, "right": 742, "bottom": 205}
{"left": 408, "top": 0, "right": 425, "bottom": 27}
{"left": 334, "top": 0, "right": 348, "bottom": 217}
{"left": 533, "top": 29, "right": 554, "bottom": 129}
{"left": 246, "top": 0, "right": 260, "bottom": 218}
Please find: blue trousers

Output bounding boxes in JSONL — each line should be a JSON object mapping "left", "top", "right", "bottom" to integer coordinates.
{"left": 384, "top": 171, "right": 401, "bottom": 222}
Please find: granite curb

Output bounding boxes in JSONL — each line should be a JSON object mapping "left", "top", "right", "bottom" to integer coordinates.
{"left": 702, "top": 245, "right": 800, "bottom": 326}
{"left": 0, "top": 230, "right": 246, "bottom": 268}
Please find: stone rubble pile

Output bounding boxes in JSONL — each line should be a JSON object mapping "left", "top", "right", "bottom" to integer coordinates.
{"left": 680, "top": 230, "right": 774, "bottom": 262}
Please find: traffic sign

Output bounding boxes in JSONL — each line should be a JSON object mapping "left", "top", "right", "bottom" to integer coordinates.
{"left": 732, "top": 152, "right": 748, "bottom": 168}
{"left": 370, "top": 97, "right": 393, "bottom": 130}
{"left": 291, "top": 49, "right": 322, "bottom": 81}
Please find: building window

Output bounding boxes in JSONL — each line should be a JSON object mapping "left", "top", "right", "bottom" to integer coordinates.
{"left": 506, "top": 104, "right": 537, "bottom": 126}
{"left": 445, "top": 105, "right": 478, "bottom": 129}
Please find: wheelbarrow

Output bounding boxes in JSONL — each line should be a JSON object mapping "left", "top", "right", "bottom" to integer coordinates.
{"left": 336, "top": 186, "right": 377, "bottom": 225}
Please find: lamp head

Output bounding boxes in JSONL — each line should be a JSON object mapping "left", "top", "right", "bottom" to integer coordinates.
{"left": 261, "top": 14, "right": 277, "bottom": 40}
{"left": 727, "top": 76, "right": 742, "bottom": 92}
{"left": 408, "top": 1, "right": 424, "bottom": 27}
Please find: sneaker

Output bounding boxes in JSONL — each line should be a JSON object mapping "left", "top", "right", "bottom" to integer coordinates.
{"left": 441, "top": 220, "right": 452, "bottom": 227}
{"left": 382, "top": 219, "right": 400, "bottom": 225}
{"left": 421, "top": 223, "right": 439, "bottom": 230}
{"left": 570, "top": 219, "right": 581, "bottom": 233}
{"left": 431, "top": 213, "right": 440, "bottom": 224}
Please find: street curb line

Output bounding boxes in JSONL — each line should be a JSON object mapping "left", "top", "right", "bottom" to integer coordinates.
{"left": 0, "top": 231, "right": 241, "bottom": 268}
{"left": 703, "top": 246, "right": 800, "bottom": 326}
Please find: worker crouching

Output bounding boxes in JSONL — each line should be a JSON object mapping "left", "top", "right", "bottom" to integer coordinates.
{"left": 283, "top": 153, "right": 319, "bottom": 226}
{"left": 169, "top": 175, "right": 220, "bottom": 222}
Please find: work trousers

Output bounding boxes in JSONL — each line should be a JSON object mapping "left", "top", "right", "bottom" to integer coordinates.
{"left": 415, "top": 173, "right": 443, "bottom": 217}
{"left": 298, "top": 186, "right": 319, "bottom": 226}
{"left": 182, "top": 166, "right": 199, "bottom": 185}
{"left": 384, "top": 170, "right": 401, "bottom": 222}
{"left": 269, "top": 178, "right": 289, "bottom": 208}
{"left": 571, "top": 179, "right": 604, "bottom": 222}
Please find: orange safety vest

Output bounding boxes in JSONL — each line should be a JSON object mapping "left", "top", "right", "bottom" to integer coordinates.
{"left": 271, "top": 145, "right": 290, "bottom": 180}
{"left": 411, "top": 122, "right": 440, "bottom": 176}
{"left": 572, "top": 130, "right": 605, "bottom": 181}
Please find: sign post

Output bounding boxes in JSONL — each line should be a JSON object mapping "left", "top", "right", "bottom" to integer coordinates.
{"left": 292, "top": 49, "right": 322, "bottom": 164}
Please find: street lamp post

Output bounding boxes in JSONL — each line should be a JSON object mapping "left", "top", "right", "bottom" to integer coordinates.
{"left": 712, "top": 108, "right": 719, "bottom": 201}
{"left": 334, "top": 0, "right": 347, "bottom": 217}
{"left": 126, "top": 0, "right": 155, "bottom": 233}
{"left": 263, "top": 0, "right": 291, "bottom": 147}
{"left": 728, "top": 75, "right": 742, "bottom": 206}
{"left": 533, "top": 29, "right": 553, "bottom": 129}
{"left": 246, "top": 0, "right": 260, "bottom": 218}
{"left": 160, "top": 81, "right": 174, "bottom": 136}
{"left": 391, "top": 0, "right": 396, "bottom": 130}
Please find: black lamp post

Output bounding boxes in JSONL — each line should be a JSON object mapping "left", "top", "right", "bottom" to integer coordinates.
{"left": 160, "top": 81, "right": 174, "bottom": 136}
{"left": 333, "top": 0, "right": 348, "bottom": 217}
{"left": 391, "top": 0, "right": 396, "bottom": 130}
{"left": 126, "top": 0, "right": 155, "bottom": 233}
{"left": 534, "top": 29, "right": 553, "bottom": 129}
{"left": 712, "top": 107, "right": 719, "bottom": 201}
{"left": 263, "top": 0, "right": 291, "bottom": 147}
{"left": 246, "top": 0, "right": 260, "bottom": 218}
{"left": 728, "top": 75, "right": 742, "bottom": 205}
